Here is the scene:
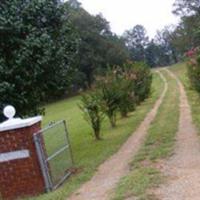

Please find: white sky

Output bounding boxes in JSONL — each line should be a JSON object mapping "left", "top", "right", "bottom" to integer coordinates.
{"left": 78, "top": 0, "right": 180, "bottom": 38}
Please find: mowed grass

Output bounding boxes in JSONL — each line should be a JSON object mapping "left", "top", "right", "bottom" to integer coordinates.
{"left": 113, "top": 70, "right": 180, "bottom": 200}
{"left": 170, "top": 63, "right": 200, "bottom": 133}
{"left": 28, "top": 72, "right": 164, "bottom": 200}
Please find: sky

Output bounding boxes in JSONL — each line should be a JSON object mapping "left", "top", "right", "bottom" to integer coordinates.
{"left": 78, "top": 0, "right": 180, "bottom": 38}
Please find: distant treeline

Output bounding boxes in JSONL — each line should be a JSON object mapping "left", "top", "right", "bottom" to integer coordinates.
{"left": 0, "top": 0, "right": 199, "bottom": 120}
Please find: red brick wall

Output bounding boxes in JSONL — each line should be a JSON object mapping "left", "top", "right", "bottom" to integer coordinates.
{"left": 0, "top": 122, "right": 45, "bottom": 200}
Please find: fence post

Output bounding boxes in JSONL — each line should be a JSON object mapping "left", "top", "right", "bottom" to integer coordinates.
{"left": 63, "top": 120, "right": 74, "bottom": 165}
{"left": 33, "top": 134, "right": 53, "bottom": 192}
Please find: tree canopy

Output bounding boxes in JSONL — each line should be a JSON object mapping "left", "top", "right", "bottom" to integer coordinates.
{"left": 0, "top": 0, "right": 130, "bottom": 120}
{"left": 0, "top": 0, "right": 77, "bottom": 118}
{"left": 2, "top": 0, "right": 197, "bottom": 121}
{"left": 165, "top": 0, "right": 200, "bottom": 55}
{"left": 173, "top": 0, "right": 200, "bottom": 16}
{"left": 68, "top": 4, "right": 129, "bottom": 87}
{"left": 123, "top": 25, "right": 149, "bottom": 62}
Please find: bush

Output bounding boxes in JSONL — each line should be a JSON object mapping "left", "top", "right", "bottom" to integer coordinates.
{"left": 186, "top": 47, "right": 200, "bottom": 93}
{"left": 96, "top": 71, "right": 120, "bottom": 127}
{"left": 79, "top": 92, "right": 104, "bottom": 140}
{"left": 123, "top": 61, "right": 152, "bottom": 104}
{"left": 113, "top": 68, "right": 135, "bottom": 117}
{"left": 95, "top": 62, "right": 152, "bottom": 126}
{"left": 118, "top": 78, "right": 135, "bottom": 117}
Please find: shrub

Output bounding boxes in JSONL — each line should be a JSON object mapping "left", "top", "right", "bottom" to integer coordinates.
{"left": 186, "top": 47, "right": 200, "bottom": 93}
{"left": 79, "top": 92, "right": 104, "bottom": 140}
{"left": 95, "top": 62, "right": 152, "bottom": 125}
{"left": 123, "top": 61, "right": 152, "bottom": 104}
{"left": 96, "top": 70, "right": 121, "bottom": 127}
{"left": 115, "top": 70, "right": 136, "bottom": 117}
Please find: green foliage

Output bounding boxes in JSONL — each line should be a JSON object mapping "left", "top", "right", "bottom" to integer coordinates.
{"left": 186, "top": 48, "right": 200, "bottom": 93}
{"left": 117, "top": 77, "right": 135, "bottom": 118}
{"left": 79, "top": 92, "right": 104, "bottom": 140}
{"left": 98, "top": 67, "right": 136, "bottom": 119}
{"left": 101, "top": 35, "right": 130, "bottom": 70}
{"left": 145, "top": 40, "right": 161, "bottom": 67}
{"left": 0, "top": 0, "right": 77, "bottom": 119}
{"left": 124, "top": 62, "right": 152, "bottom": 104}
{"left": 170, "top": 15, "right": 200, "bottom": 55}
{"left": 96, "top": 71, "right": 121, "bottom": 127}
{"left": 155, "top": 27, "right": 179, "bottom": 65}
{"left": 96, "top": 62, "right": 152, "bottom": 126}
{"left": 123, "top": 25, "right": 149, "bottom": 62}
{"left": 68, "top": 4, "right": 129, "bottom": 88}
{"left": 168, "top": 0, "right": 200, "bottom": 57}
{"left": 123, "top": 25, "right": 178, "bottom": 67}
{"left": 173, "top": 0, "right": 200, "bottom": 16}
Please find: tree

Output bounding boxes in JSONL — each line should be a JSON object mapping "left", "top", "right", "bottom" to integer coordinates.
{"left": 79, "top": 92, "right": 104, "bottom": 140}
{"left": 173, "top": 0, "right": 200, "bottom": 16}
{"left": 100, "top": 34, "right": 130, "bottom": 72}
{"left": 123, "top": 24, "right": 178, "bottom": 67}
{"left": 167, "top": 14, "right": 200, "bottom": 55}
{"left": 0, "top": 0, "right": 77, "bottom": 120}
{"left": 68, "top": 2, "right": 129, "bottom": 88}
{"left": 97, "top": 72, "right": 120, "bottom": 128}
{"left": 155, "top": 27, "right": 178, "bottom": 65}
{"left": 68, "top": 6, "right": 110, "bottom": 87}
{"left": 123, "top": 25, "right": 149, "bottom": 62}
{"left": 68, "top": 0, "right": 81, "bottom": 9}
{"left": 145, "top": 40, "right": 160, "bottom": 67}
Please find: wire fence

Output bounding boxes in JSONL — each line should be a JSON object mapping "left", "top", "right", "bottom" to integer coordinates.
{"left": 34, "top": 120, "right": 74, "bottom": 191}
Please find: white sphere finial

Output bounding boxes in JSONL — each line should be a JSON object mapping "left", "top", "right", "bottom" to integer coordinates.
{"left": 3, "top": 105, "right": 16, "bottom": 120}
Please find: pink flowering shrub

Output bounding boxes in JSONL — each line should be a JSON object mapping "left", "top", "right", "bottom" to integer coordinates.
{"left": 80, "top": 61, "right": 152, "bottom": 134}
{"left": 186, "top": 47, "right": 200, "bottom": 93}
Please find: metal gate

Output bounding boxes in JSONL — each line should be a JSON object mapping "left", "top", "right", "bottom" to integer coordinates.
{"left": 33, "top": 120, "right": 74, "bottom": 192}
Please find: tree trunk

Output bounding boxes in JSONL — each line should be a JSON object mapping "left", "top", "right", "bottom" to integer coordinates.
{"left": 110, "top": 116, "right": 116, "bottom": 128}
{"left": 94, "top": 130, "right": 101, "bottom": 140}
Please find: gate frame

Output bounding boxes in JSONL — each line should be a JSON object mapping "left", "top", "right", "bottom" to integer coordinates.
{"left": 33, "top": 120, "right": 74, "bottom": 192}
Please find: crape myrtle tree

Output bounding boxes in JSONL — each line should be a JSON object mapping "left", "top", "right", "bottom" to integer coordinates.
{"left": 0, "top": 0, "right": 78, "bottom": 120}
{"left": 79, "top": 92, "right": 104, "bottom": 140}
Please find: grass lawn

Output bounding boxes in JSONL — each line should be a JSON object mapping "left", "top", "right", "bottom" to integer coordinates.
{"left": 112, "top": 69, "right": 180, "bottom": 200}
{"left": 170, "top": 63, "right": 200, "bottom": 134}
{"left": 28, "top": 72, "right": 164, "bottom": 200}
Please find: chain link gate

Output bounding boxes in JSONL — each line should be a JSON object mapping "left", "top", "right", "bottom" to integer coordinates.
{"left": 33, "top": 120, "right": 74, "bottom": 192}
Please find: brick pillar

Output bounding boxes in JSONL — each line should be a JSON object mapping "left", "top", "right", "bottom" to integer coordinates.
{"left": 0, "top": 106, "right": 45, "bottom": 200}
